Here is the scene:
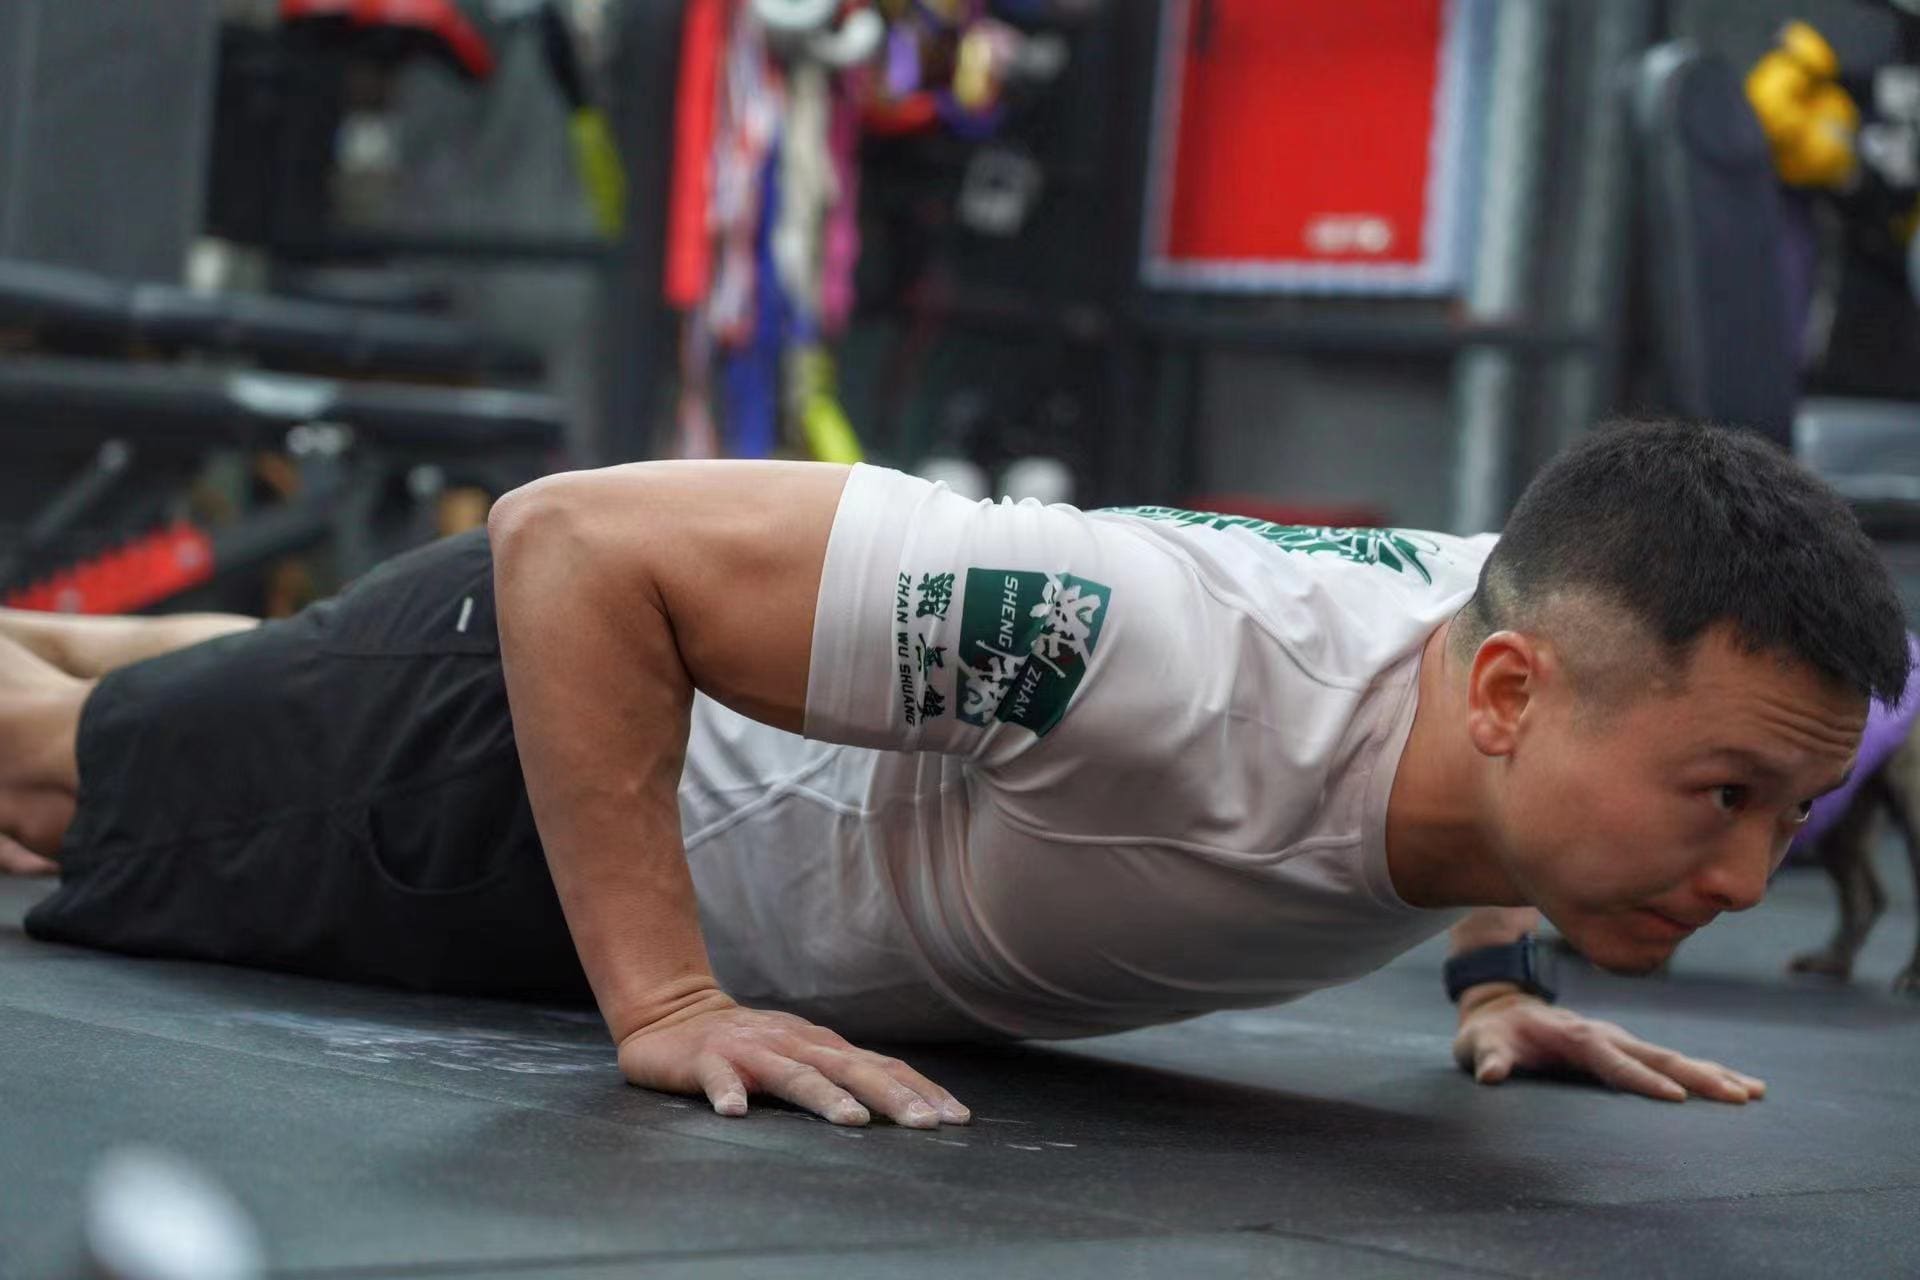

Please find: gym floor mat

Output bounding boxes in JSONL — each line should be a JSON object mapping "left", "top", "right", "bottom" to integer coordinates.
{"left": 3, "top": 845, "right": 1915, "bottom": 1279}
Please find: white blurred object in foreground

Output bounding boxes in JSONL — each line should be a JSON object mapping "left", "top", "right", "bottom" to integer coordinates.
{"left": 85, "top": 1147, "right": 264, "bottom": 1280}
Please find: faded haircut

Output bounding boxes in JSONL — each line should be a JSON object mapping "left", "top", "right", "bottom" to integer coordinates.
{"left": 1451, "top": 419, "right": 1911, "bottom": 705}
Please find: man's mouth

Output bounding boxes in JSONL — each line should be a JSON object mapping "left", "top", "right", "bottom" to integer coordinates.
{"left": 1640, "top": 908, "right": 1702, "bottom": 938}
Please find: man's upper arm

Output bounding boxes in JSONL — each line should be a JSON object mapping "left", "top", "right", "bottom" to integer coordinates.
{"left": 495, "top": 459, "right": 1212, "bottom": 779}
{"left": 491, "top": 459, "right": 851, "bottom": 735}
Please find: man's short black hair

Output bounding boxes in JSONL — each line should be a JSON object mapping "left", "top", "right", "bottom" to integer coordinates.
{"left": 1455, "top": 419, "right": 1911, "bottom": 705}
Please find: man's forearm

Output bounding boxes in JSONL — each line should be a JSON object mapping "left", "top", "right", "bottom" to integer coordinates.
{"left": 491, "top": 487, "right": 730, "bottom": 1046}
{"left": 1449, "top": 906, "right": 1542, "bottom": 1019}
{"left": 1450, "top": 905, "right": 1540, "bottom": 954}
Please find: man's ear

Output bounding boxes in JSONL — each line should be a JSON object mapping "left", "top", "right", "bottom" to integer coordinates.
{"left": 1466, "top": 631, "right": 1545, "bottom": 758}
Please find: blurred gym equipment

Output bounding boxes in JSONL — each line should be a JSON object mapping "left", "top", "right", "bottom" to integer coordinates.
{"left": 0, "top": 354, "right": 562, "bottom": 612}
{"left": 1632, "top": 35, "right": 1920, "bottom": 529}
{"left": 0, "top": 259, "right": 563, "bottom": 613}
{"left": 0, "top": 258, "right": 542, "bottom": 382}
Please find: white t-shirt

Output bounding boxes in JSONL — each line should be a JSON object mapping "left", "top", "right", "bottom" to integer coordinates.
{"left": 676, "top": 464, "right": 1494, "bottom": 1042}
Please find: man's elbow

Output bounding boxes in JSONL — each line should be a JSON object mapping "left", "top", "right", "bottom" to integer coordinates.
{"left": 489, "top": 472, "right": 573, "bottom": 554}
{"left": 487, "top": 473, "right": 611, "bottom": 619}
{"left": 489, "top": 467, "right": 669, "bottom": 607}
{"left": 490, "top": 462, "right": 673, "bottom": 550}
{"left": 490, "top": 468, "right": 630, "bottom": 573}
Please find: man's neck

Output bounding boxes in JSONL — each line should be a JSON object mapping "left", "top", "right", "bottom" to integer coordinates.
{"left": 1383, "top": 619, "right": 1520, "bottom": 909}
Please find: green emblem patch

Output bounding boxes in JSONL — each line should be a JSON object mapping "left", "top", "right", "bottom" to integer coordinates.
{"left": 956, "top": 569, "right": 1110, "bottom": 737}
{"left": 1107, "top": 507, "right": 1441, "bottom": 584}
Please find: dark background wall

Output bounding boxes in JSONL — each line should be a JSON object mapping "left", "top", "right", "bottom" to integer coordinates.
{"left": 0, "top": 0, "right": 219, "bottom": 279}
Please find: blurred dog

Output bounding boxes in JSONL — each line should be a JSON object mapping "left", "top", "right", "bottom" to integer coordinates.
{"left": 1787, "top": 725, "right": 1920, "bottom": 996}
{"left": 1784, "top": 632, "right": 1920, "bottom": 995}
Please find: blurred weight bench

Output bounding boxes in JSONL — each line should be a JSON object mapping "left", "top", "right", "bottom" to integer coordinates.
{"left": 0, "top": 257, "right": 542, "bottom": 383}
{"left": 1632, "top": 40, "right": 1920, "bottom": 536}
{"left": 0, "top": 252, "right": 564, "bottom": 612}
{"left": 0, "top": 358, "right": 562, "bottom": 613}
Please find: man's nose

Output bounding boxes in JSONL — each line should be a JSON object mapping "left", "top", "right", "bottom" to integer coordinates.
{"left": 1695, "top": 825, "right": 1779, "bottom": 913}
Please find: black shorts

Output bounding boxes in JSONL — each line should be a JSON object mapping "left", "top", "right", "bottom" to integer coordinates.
{"left": 24, "top": 529, "right": 594, "bottom": 1004}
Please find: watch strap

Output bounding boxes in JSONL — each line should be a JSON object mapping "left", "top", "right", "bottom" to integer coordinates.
{"left": 1444, "top": 934, "right": 1558, "bottom": 1004}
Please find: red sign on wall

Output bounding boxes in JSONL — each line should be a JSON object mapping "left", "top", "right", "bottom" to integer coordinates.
{"left": 1142, "top": 0, "right": 1485, "bottom": 295}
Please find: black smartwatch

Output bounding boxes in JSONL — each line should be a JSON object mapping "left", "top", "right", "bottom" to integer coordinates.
{"left": 1444, "top": 934, "right": 1557, "bottom": 1004}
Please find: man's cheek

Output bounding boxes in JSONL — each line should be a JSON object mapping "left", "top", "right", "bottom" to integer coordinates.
{"left": 1556, "top": 835, "right": 1661, "bottom": 907}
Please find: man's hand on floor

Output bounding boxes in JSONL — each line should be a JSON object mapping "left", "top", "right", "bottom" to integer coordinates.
{"left": 0, "top": 834, "right": 57, "bottom": 875}
{"left": 1452, "top": 990, "right": 1767, "bottom": 1104}
{"left": 616, "top": 994, "right": 971, "bottom": 1127}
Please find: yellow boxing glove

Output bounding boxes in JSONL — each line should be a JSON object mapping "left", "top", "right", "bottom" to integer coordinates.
{"left": 786, "top": 345, "right": 864, "bottom": 464}
{"left": 570, "top": 108, "right": 627, "bottom": 238}
{"left": 1746, "top": 20, "right": 1860, "bottom": 189}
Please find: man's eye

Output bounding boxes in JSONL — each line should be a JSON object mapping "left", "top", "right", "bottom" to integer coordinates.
{"left": 1713, "top": 785, "right": 1748, "bottom": 812}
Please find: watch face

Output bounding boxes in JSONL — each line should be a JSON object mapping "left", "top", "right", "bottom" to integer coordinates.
{"left": 1517, "top": 936, "right": 1539, "bottom": 982}
{"left": 1523, "top": 950, "right": 1558, "bottom": 1003}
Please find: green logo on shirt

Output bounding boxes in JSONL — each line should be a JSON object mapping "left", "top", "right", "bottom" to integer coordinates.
{"left": 1106, "top": 507, "right": 1440, "bottom": 584}
{"left": 957, "top": 569, "right": 1110, "bottom": 737}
